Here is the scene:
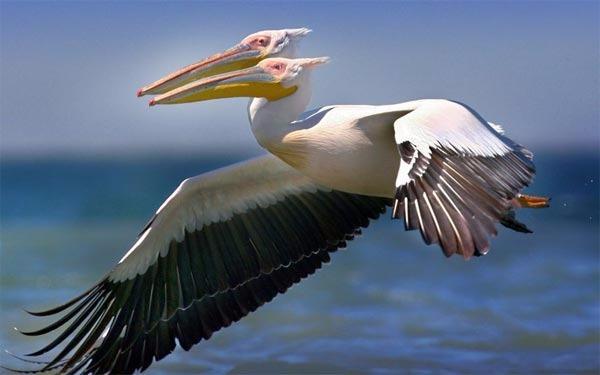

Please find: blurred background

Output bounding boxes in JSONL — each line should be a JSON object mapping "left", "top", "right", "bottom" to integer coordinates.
{"left": 1, "top": 1, "right": 598, "bottom": 373}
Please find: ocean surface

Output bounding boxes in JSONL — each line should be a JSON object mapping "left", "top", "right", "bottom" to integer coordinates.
{"left": 1, "top": 152, "right": 598, "bottom": 374}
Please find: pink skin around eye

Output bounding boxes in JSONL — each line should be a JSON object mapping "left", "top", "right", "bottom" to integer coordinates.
{"left": 246, "top": 37, "right": 269, "bottom": 49}
{"left": 263, "top": 62, "right": 286, "bottom": 76}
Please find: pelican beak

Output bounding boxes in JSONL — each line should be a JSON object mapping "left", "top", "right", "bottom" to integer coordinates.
{"left": 149, "top": 66, "right": 297, "bottom": 106}
{"left": 137, "top": 43, "right": 265, "bottom": 97}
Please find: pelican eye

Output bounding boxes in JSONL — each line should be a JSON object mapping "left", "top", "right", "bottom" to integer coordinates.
{"left": 249, "top": 36, "right": 270, "bottom": 48}
{"left": 261, "top": 62, "right": 287, "bottom": 76}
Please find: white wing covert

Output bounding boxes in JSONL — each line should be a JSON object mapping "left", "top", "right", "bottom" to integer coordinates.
{"left": 391, "top": 100, "right": 535, "bottom": 258}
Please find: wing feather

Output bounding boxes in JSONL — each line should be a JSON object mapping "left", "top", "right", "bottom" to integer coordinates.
{"left": 392, "top": 99, "right": 535, "bottom": 257}
{"left": 19, "top": 155, "right": 390, "bottom": 374}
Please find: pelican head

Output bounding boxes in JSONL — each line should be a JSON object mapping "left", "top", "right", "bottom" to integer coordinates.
{"left": 148, "top": 57, "right": 329, "bottom": 106}
{"left": 137, "top": 28, "right": 312, "bottom": 97}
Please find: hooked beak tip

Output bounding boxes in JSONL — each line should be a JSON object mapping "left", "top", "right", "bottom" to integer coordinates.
{"left": 137, "top": 89, "right": 144, "bottom": 97}
{"left": 149, "top": 98, "right": 156, "bottom": 106}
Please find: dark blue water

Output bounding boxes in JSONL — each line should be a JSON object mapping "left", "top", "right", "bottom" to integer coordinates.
{"left": 1, "top": 152, "right": 598, "bottom": 373}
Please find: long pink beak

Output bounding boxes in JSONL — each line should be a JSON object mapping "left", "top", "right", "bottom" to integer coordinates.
{"left": 137, "top": 43, "right": 264, "bottom": 97}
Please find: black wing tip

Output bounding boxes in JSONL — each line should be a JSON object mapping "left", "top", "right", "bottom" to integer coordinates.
{"left": 22, "top": 308, "right": 61, "bottom": 318}
{"left": 0, "top": 352, "right": 67, "bottom": 375}
{"left": 15, "top": 327, "right": 44, "bottom": 338}
{"left": 15, "top": 324, "right": 57, "bottom": 340}
{"left": 22, "top": 309, "right": 45, "bottom": 318}
{"left": 4, "top": 349, "right": 66, "bottom": 371}
{"left": 21, "top": 280, "right": 107, "bottom": 317}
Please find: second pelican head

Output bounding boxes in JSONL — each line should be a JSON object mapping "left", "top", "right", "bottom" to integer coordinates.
{"left": 137, "top": 28, "right": 312, "bottom": 97}
{"left": 148, "top": 57, "right": 329, "bottom": 106}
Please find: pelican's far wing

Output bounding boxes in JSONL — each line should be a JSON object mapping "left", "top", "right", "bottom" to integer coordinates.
{"left": 391, "top": 99, "right": 535, "bottom": 258}
{"left": 19, "top": 155, "right": 390, "bottom": 374}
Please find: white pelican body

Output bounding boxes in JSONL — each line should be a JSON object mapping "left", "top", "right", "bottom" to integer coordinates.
{"left": 253, "top": 101, "right": 404, "bottom": 198}
{"left": 15, "top": 29, "right": 549, "bottom": 374}
{"left": 247, "top": 77, "right": 526, "bottom": 207}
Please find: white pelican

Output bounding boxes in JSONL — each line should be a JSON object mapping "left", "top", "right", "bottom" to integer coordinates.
{"left": 14, "top": 28, "right": 549, "bottom": 374}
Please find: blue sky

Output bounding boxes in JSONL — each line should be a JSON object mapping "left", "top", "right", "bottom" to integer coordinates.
{"left": 1, "top": 1, "right": 598, "bottom": 158}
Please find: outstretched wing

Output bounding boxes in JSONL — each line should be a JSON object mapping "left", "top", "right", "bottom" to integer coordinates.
{"left": 391, "top": 99, "right": 535, "bottom": 258}
{"left": 20, "top": 155, "right": 390, "bottom": 374}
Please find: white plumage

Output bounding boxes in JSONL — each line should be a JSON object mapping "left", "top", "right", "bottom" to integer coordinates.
{"left": 111, "top": 155, "right": 325, "bottom": 282}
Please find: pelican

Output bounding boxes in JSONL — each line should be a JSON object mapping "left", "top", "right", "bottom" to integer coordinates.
{"left": 14, "top": 28, "right": 549, "bottom": 374}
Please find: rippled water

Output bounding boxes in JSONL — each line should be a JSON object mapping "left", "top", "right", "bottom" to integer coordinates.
{"left": 1, "top": 152, "right": 598, "bottom": 373}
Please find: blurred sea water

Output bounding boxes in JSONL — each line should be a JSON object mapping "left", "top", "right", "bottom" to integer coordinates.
{"left": 0, "top": 152, "right": 598, "bottom": 373}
